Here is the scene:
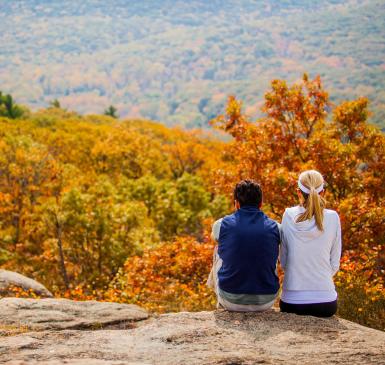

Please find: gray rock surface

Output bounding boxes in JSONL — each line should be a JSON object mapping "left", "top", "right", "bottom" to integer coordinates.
{"left": 0, "top": 269, "right": 53, "bottom": 298}
{"left": 0, "top": 299, "right": 384, "bottom": 364}
{"left": 0, "top": 298, "right": 149, "bottom": 330}
{"left": 5, "top": 361, "right": 146, "bottom": 365}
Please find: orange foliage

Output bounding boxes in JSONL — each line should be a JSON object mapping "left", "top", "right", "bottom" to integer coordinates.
{"left": 208, "top": 74, "right": 385, "bottom": 329}
{"left": 0, "top": 75, "right": 384, "bottom": 330}
{"left": 106, "top": 223, "right": 216, "bottom": 313}
{"left": 109, "top": 75, "right": 384, "bottom": 329}
{"left": 0, "top": 113, "right": 227, "bottom": 291}
{"left": 3, "top": 286, "right": 42, "bottom": 299}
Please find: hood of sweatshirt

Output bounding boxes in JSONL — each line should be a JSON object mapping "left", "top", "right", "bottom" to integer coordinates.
{"left": 284, "top": 206, "right": 323, "bottom": 242}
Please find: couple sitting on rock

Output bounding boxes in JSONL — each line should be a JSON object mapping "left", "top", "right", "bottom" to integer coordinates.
{"left": 207, "top": 170, "right": 342, "bottom": 317}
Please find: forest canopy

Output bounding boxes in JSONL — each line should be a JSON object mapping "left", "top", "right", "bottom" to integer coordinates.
{"left": 0, "top": 75, "right": 384, "bottom": 330}
{"left": 0, "top": 0, "right": 384, "bottom": 129}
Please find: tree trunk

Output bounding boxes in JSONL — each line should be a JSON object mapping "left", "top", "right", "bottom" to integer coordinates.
{"left": 55, "top": 219, "right": 70, "bottom": 290}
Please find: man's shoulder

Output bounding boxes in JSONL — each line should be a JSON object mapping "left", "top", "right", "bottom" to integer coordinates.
{"left": 211, "top": 218, "right": 224, "bottom": 242}
{"left": 212, "top": 213, "right": 235, "bottom": 235}
{"left": 262, "top": 212, "right": 280, "bottom": 229}
{"left": 212, "top": 217, "right": 224, "bottom": 229}
{"left": 221, "top": 212, "right": 237, "bottom": 224}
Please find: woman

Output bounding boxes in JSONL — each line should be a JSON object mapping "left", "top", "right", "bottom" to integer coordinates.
{"left": 280, "top": 170, "right": 342, "bottom": 317}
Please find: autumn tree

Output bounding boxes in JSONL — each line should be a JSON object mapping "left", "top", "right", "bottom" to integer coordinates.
{"left": 209, "top": 74, "right": 385, "bottom": 329}
{"left": 0, "top": 77, "right": 383, "bottom": 330}
{"left": 108, "top": 228, "right": 216, "bottom": 313}
{"left": 0, "top": 110, "right": 227, "bottom": 293}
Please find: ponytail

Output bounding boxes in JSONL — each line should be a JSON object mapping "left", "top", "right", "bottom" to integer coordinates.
{"left": 296, "top": 170, "right": 326, "bottom": 231}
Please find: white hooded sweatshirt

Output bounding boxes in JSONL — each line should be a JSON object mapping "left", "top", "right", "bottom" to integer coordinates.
{"left": 280, "top": 206, "right": 342, "bottom": 304}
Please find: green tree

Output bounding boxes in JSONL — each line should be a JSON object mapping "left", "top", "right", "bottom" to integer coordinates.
{"left": 49, "top": 99, "right": 61, "bottom": 109}
{"left": 0, "top": 92, "right": 24, "bottom": 119}
{"left": 104, "top": 105, "right": 119, "bottom": 118}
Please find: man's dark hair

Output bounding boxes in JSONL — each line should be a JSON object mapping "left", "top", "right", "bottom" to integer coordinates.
{"left": 233, "top": 179, "right": 262, "bottom": 207}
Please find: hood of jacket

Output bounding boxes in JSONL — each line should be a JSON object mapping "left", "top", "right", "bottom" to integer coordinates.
{"left": 284, "top": 206, "right": 323, "bottom": 242}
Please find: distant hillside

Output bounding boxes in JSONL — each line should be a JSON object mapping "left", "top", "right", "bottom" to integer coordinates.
{"left": 1, "top": 0, "right": 384, "bottom": 128}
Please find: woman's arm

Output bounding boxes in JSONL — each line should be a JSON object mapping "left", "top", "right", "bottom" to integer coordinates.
{"left": 330, "top": 213, "right": 342, "bottom": 275}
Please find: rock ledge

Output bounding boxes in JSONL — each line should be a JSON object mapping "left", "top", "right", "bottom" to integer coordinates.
{"left": 1, "top": 298, "right": 384, "bottom": 364}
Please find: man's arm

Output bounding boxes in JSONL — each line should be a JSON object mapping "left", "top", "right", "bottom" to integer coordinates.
{"left": 276, "top": 222, "right": 282, "bottom": 242}
{"left": 207, "top": 218, "right": 223, "bottom": 289}
{"left": 211, "top": 218, "right": 223, "bottom": 242}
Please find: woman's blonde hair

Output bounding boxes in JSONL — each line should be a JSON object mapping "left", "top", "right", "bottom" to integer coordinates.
{"left": 296, "top": 170, "right": 326, "bottom": 231}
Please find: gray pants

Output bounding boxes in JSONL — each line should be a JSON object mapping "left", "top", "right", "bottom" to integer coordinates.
{"left": 207, "top": 246, "right": 276, "bottom": 312}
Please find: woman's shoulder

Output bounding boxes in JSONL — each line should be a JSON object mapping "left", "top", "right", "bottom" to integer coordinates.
{"left": 324, "top": 208, "right": 340, "bottom": 218}
{"left": 323, "top": 209, "right": 340, "bottom": 224}
{"left": 282, "top": 206, "right": 340, "bottom": 221}
{"left": 281, "top": 206, "right": 302, "bottom": 227}
{"left": 283, "top": 205, "right": 303, "bottom": 217}
{"left": 285, "top": 205, "right": 303, "bottom": 212}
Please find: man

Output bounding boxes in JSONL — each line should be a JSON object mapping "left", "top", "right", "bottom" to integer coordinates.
{"left": 207, "top": 179, "right": 280, "bottom": 311}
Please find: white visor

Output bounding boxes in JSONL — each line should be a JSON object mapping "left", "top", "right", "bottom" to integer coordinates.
{"left": 298, "top": 180, "right": 324, "bottom": 194}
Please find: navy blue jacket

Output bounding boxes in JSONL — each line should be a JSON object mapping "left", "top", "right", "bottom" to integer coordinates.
{"left": 217, "top": 206, "right": 280, "bottom": 295}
